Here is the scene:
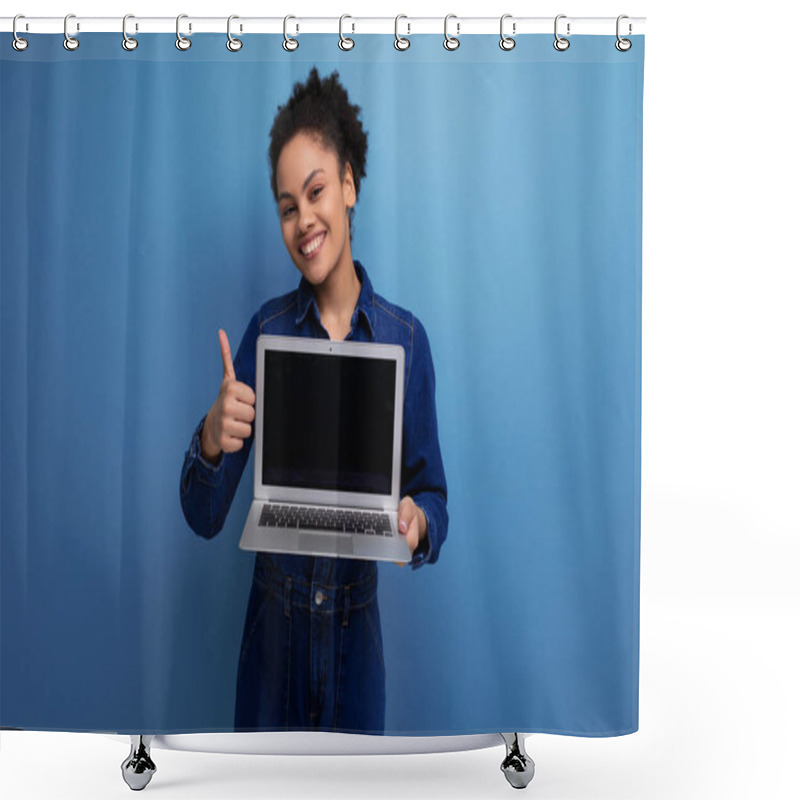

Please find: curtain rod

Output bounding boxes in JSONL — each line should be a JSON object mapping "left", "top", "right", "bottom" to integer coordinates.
{"left": 1, "top": 16, "right": 646, "bottom": 36}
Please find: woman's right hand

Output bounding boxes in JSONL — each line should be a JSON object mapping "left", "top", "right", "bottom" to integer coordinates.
{"left": 200, "top": 329, "right": 257, "bottom": 464}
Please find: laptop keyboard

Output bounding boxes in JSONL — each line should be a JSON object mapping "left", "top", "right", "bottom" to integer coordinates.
{"left": 258, "top": 504, "right": 394, "bottom": 537}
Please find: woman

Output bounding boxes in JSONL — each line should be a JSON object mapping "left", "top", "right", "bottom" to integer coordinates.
{"left": 180, "top": 68, "right": 448, "bottom": 734}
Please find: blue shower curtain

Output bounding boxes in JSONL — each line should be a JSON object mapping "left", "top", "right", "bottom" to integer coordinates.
{"left": 1, "top": 31, "right": 643, "bottom": 736}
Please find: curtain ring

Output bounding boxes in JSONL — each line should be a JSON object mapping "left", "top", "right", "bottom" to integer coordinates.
{"left": 122, "top": 15, "right": 138, "bottom": 51}
{"left": 615, "top": 14, "right": 632, "bottom": 51}
{"left": 553, "top": 14, "right": 570, "bottom": 51}
{"left": 283, "top": 15, "right": 299, "bottom": 51}
{"left": 339, "top": 15, "right": 355, "bottom": 50}
{"left": 175, "top": 14, "right": 191, "bottom": 50}
{"left": 394, "top": 15, "right": 410, "bottom": 51}
{"left": 12, "top": 14, "right": 29, "bottom": 52}
{"left": 443, "top": 14, "right": 460, "bottom": 51}
{"left": 227, "top": 15, "right": 243, "bottom": 52}
{"left": 63, "top": 13, "right": 79, "bottom": 51}
{"left": 499, "top": 14, "right": 516, "bottom": 51}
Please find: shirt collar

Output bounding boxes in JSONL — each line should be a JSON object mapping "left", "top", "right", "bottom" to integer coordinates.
{"left": 295, "top": 260, "right": 375, "bottom": 339}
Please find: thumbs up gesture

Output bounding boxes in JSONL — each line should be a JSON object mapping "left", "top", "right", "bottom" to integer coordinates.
{"left": 200, "top": 329, "right": 257, "bottom": 464}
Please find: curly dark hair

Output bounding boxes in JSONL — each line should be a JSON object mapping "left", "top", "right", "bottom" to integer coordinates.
{"left": 268, "top": 68, "right": 368, "bottom": 235}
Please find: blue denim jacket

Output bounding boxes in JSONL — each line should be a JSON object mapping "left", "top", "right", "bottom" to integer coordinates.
{"left": 180, "top": 261, "right": 448, "bottom": 585}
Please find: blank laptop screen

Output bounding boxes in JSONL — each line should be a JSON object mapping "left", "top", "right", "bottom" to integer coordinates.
{"left": 262, "top": 350, "right": 396, "bottom": 495}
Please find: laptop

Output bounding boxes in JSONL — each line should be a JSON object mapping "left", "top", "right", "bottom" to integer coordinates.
{"left": 238, "top": 334, "right": 410, "bottom": 563}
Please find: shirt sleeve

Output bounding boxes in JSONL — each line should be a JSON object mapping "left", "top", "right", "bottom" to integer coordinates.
{"left": 400, "top": 316, "right": 449, "bottom": 569}
{"left": 179, "top": 312, "right": 260, "bottom": 540}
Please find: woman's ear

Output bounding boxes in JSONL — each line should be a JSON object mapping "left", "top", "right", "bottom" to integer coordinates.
{"left": 343, "top": 162, "right": 357, "bottom": 209}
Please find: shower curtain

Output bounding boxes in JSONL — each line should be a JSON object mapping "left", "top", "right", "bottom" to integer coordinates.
{"left": 1, "top": 28, "right": 644, "bottom": 737}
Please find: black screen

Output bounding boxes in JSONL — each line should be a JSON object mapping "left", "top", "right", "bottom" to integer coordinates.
{"left": 262, "top": 350, "right": 396, "bottom": 495}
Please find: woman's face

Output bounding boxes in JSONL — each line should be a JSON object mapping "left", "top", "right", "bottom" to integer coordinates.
{"left": 275, "top": 131, "right": 356, "bottom": 288}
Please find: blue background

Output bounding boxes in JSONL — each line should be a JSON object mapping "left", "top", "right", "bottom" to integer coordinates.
{"left": 1, "top": 33, "right": 643, "bottom": 735}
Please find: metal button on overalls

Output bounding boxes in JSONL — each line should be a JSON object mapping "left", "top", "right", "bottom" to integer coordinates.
{"left": 314, "top": 590, "right": 324, "bottom": 606}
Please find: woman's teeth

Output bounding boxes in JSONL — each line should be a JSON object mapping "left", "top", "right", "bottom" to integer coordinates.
{"left": 302, "top": 234, "right": 324, "bottom": 256}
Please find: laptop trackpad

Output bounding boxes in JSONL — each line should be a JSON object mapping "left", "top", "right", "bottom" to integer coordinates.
{"left": 298, "top": 533, "right": 353, "bottom": 557}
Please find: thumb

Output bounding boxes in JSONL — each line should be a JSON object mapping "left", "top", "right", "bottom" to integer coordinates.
{"left": 398, "top": 496, "right": 417, "bottom": 539}
{"left": 219, "top": 329, "right": 236, "bottom": 381}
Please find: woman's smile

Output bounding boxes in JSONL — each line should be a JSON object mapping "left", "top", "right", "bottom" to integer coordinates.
{"left": 299, "top": 231, "right": 326, "bottom": 260}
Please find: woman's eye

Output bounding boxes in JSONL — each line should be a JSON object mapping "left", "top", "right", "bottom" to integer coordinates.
{"left": 281, "top": 205, "right": 296, "bottom": 218}
{"left": 311, "top": 186, "right": 323, "bottom": 199}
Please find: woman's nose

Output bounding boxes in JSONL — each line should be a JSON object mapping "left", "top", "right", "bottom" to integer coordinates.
{"left": 298, "top": 203, "right": 315, "bottom": 232}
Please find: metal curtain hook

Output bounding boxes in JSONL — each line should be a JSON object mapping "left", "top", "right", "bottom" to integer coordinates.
{"left": 394, "top": 14, "right": 410, "bottom": 50}
{"left": 444, "top": 13, "right": 460, "bottom": 51}
{"left": 12, "top": 14, "right": 29, "bottom": 51}
{"left": 176, "top": 13, "right": 191, "bottom": 50}
{"left": 616, "top": 14, "right": 632, "bottom": 51}
{"left": 283, "top": 15, "right": 299, "bottom": 51}
{"left": 500, "top": 14, "right": 516, "bottom": 51}
{"left": 553, "top": 14, "right": 570, "bottom": 51}
{"left": 227, "top": 15, "right": 243, "bottom": 51}
{"left": 339, "top": 14, "right": 354, "bottom": 50}
{"left": 64, "top": 13, "right": 79, "bottom": 51}
{"left": 122, "top": 15, "right": 138, "bottom": 51}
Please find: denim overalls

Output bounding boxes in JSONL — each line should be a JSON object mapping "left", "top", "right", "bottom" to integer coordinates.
{"left": 234, "top": 553, "right": 385, "bottom": 732}
{"left": 180, "top": 261, "right": 448, "bottom": 732}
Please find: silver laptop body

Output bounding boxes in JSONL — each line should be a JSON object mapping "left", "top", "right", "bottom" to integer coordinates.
{"left": 238, "top": 334, "right": 410, "bottom": 563}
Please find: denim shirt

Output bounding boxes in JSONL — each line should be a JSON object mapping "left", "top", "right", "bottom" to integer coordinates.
{"left": 180, "top": 261, "right": 448, "bottom": 585}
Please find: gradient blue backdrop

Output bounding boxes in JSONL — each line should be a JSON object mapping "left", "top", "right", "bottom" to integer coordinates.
{"left": 1, "top": 32, "right": 643, "bottom": 735}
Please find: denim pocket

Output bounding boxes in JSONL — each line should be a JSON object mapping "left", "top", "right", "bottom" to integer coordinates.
{"left": 333, "top": 597, "right": 386, "bottom": 732}
{"left": 238, "top": 579, "right": 270, "bottom": 666}
{"left": 235, "top": 579, "right": 292, "bottom": 731}
{"left": 363, "top": 599, "right": 385, "bottom": 679}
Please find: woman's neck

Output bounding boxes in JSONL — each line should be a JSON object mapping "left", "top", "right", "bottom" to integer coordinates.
{"left": 315, "top": 255, "right": 361, "bottom": 341}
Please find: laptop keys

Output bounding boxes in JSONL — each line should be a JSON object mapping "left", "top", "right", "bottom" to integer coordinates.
{"left": 258, "top": 504, "right": 393, "bottom": 536}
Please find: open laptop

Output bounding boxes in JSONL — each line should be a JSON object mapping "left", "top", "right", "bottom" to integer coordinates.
{"left": 238, "top": 334, "right": 410, "bottom": 563}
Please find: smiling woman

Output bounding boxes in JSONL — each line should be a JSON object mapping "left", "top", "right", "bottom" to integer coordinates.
{"left": 271, "top": 69, "right": 364, "bottom": 340}
{"left": 179, "top": 67, "right": 449, "bottom": 734}
{"left": 275, "top": 131, "right": 359, "bottom": 338}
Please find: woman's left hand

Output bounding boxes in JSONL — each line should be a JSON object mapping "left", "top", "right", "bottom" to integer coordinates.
{"left": 395, "top": 496, "right": 428, "bottom": 565}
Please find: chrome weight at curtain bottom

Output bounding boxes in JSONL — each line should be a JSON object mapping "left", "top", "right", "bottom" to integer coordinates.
{"left": 6, "top": 14, "right": 634, "bottom": 54}
{"left": 120, "top": 734, "right": 535, "bottom": 791}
